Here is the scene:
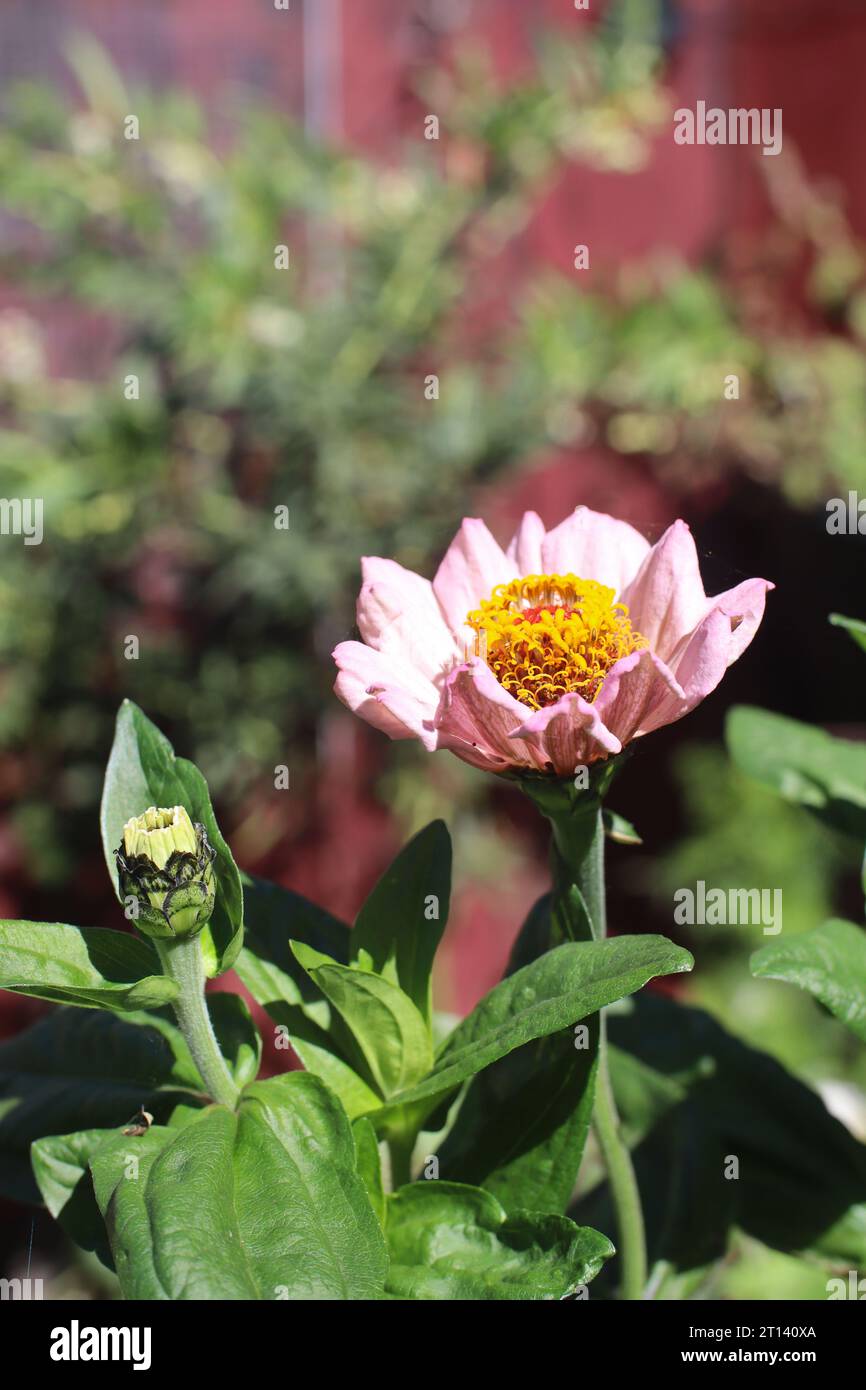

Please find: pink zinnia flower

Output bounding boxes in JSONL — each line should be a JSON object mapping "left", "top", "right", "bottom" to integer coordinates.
{"left": 333, "top": 508, "right": 772, "bottom": 776}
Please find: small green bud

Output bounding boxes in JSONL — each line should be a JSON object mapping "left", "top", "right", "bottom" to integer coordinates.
{"left": 116, "top": 805, "right": 216, "bottom": 940}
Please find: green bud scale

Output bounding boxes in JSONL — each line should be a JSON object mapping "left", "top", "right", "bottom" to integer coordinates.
{"left": 116, "top": 805, "right": 216, "bottom": 940}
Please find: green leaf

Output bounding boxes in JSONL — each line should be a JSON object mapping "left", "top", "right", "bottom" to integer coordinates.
{"left": 436, "top": 894, "right": 600, "bottom": 1216}
{"left": 829, "top": 611, "right": 866, "bottom": 654}
{"left": 726, "top": 704, "right": 866, "bottom": 839}
{"left": 751, "top": 919, "right": 866, "bottom": 1042}
{"left": 280, "top": 1031, "right": 382, "bottom": 1120}
{"left": 603, "top": 809, "right": 642, "bottom": 845}
{"left": 100, "top": 700, "right": 243, "bottom": 975}
{"left": 351, "top": 820, "right": 451, "bottom": 1022}
{"left": 572, "top": 994, "right": 866, "bottom": 1285}
{"left": 383, "top": 935, "right": 693, "bottom": 1120}
{"left": 291, "top": 942, "right": 433, "bottom": 1098}
{"left": 235, "top": 878, "right": 379, "bottom": 1117}
{"left": 353, "top": 1116, "right": 386, "bottom": 1229}
{"left": 437, "top": 1021, "right": 599, "bottom": 1216}
{"left": 31, "top": 1129, "right": 114, "bottom": 1259}
{"left": 0, "top": 921, "right": 177, "bottom": 1012}
{"left": 90, "top": 1073, "right": 388, "bottom": 1299}
{"left": 0, "top": 1007, "right": 200, "bottom": 1204}
{"left": 385, "top": 1182, "right": 612, "bottom": 1300}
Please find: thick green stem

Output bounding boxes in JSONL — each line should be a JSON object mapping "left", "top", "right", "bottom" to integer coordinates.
{"left": 549, "top": 799, "right": 605, "bottom": 943}
{"left": 533, "top": 788, "right": 647, "bottom": 1300}
{"left": 155, "top": 935, "right": 239, "bottom": 1109}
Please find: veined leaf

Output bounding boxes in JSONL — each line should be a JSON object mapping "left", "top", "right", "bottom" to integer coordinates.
{"left": 385, "top": 1181, "right": 612, "bottom": 1300}
{"left": 751, "top": 918, "right": 866, "bottom": 1042}
{"left": 90, "top": 1073, "right": 388, "bottom": 1300}
{"left": 381, "top": 935, "right": 693, "bottom": 1122}
{"left": 726, "top": 704, "right": 866, "bottom": 839}
{"left": 31, "top": 1128, "right": 115, "bottom": 1260}
{"left": 0, "top": 920, "right": 176, "bottom": 1012}
{"left": 435, "top": 894, "right": 600, "bottom": 1215}
{"left": 292, "top": 942, "right": 433, "bottom": 1098}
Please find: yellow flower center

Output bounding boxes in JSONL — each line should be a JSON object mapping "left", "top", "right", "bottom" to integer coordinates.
{"left": 465, "top": 573, "right": 647, "bottom": 710}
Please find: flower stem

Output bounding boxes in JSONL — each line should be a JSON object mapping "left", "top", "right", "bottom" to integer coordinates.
{"left": 592, "top": 1014, "right": 647, "bottom": 1300}
{"left": 155, "top": 935, "right": 240, "bottom": 1109}
{"left": 536, "top": 789, "right": 647, "bottom": 1300}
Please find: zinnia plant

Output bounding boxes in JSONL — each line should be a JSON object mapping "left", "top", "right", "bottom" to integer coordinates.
{"left": 2, "top": 523, "right": 865, "bottom": 1303}
{"left": 334, "top": 504, "right": 771, "bottom": 1299}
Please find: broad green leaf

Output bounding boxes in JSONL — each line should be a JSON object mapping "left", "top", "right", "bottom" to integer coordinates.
{"left": 385, "top": 1182, "right": 612, "bottom": 1300}
{"left": 278, "top": 1029, "right": 382, "bottom": 1120}
{"left": 292, "top": 942, "right": 433, "bottom": 1098}
{"left": 726, "top": 704, "right": 866, "bottom": 839}
{"left": 0, "top": 921, "right": 177, "bottom": 1012}
{"left": 351, "top": 820, "right": 451, "bottom": 1022}
{"left": 0, "top": 1007, "right": 199, "bottom": 1204}
{"left": 436, "top": 894, "right": 600, "bottom": 1216}
{"left": 100, "top": 700, "right": 243, "bottom": 975}
{"left": 353, "top": 1116, "right": 386, "bottom": 1229}
{"left": 572, "top": 994, "right": 866, "bottom": 1288}
{"left": 383, "top": 935, "right": 693, "bottom": 1120}
{"left": 751, "top": 919, "right": 866, "bottom": 1042}
{"left": 31, "top": 1129, "right": 114, "bottom": 1259}
{"left": 437, "top": 1021, "right": 599, "bottom": 1216}
{"left": 830, "top": 611, "right": 866, "bottom": 654}
{"left": 90, "top": 1074, "right": 388, "bottom": 1299}
{"left": 32, "top": 1102, "right": 211, "bottom": 1262}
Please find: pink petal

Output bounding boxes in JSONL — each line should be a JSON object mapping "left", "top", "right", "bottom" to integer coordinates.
{"left": 541, "top": 506, "right": 650, "bottom": 595}
{"left": 433, "top": 518, "right": 514, "bottom": 642}
{"left": 645, "top": 575, "right": 774, "bottom": 733}
{"left": 620, "top": 520, "right": 707, "bottom": 662}
{"left": 333, "top": 641, "right": 439, "bottom": 748}
{"left": 594, "top": 648, "right": 685, "bottom": 745}
{"left": 357, "top": 556, "right": 459, "bottom": 683}
{"left": 506, "top": 510, "right": 546, "bottom": 577}
{"left": 615, "top": 573, "right": 771, "bottom": 740}
{"left": 435, "top": 659, "right": 550, "bottom": 772}
{"left": 508, "top": 692, "right": 622, "bottom": 775}
{"left": 634, "top": 608, "right": 739, "bottom": 737}
{"left": 705, "top": 576, "right": 774, "bottom": 666}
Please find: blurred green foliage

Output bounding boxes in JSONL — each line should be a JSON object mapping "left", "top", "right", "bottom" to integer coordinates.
{"left": 1, "top": 15, "right": 866, "bottom": 893}
{"left": 0, "top": 27, "right": 667, "bottom": 880}
{"left": 652, "top": 743, "right": 866, "bottom": 1091}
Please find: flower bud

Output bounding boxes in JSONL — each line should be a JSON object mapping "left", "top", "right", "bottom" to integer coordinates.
{"left": 116, "top": 805, "right": 216, "bottom": 940}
